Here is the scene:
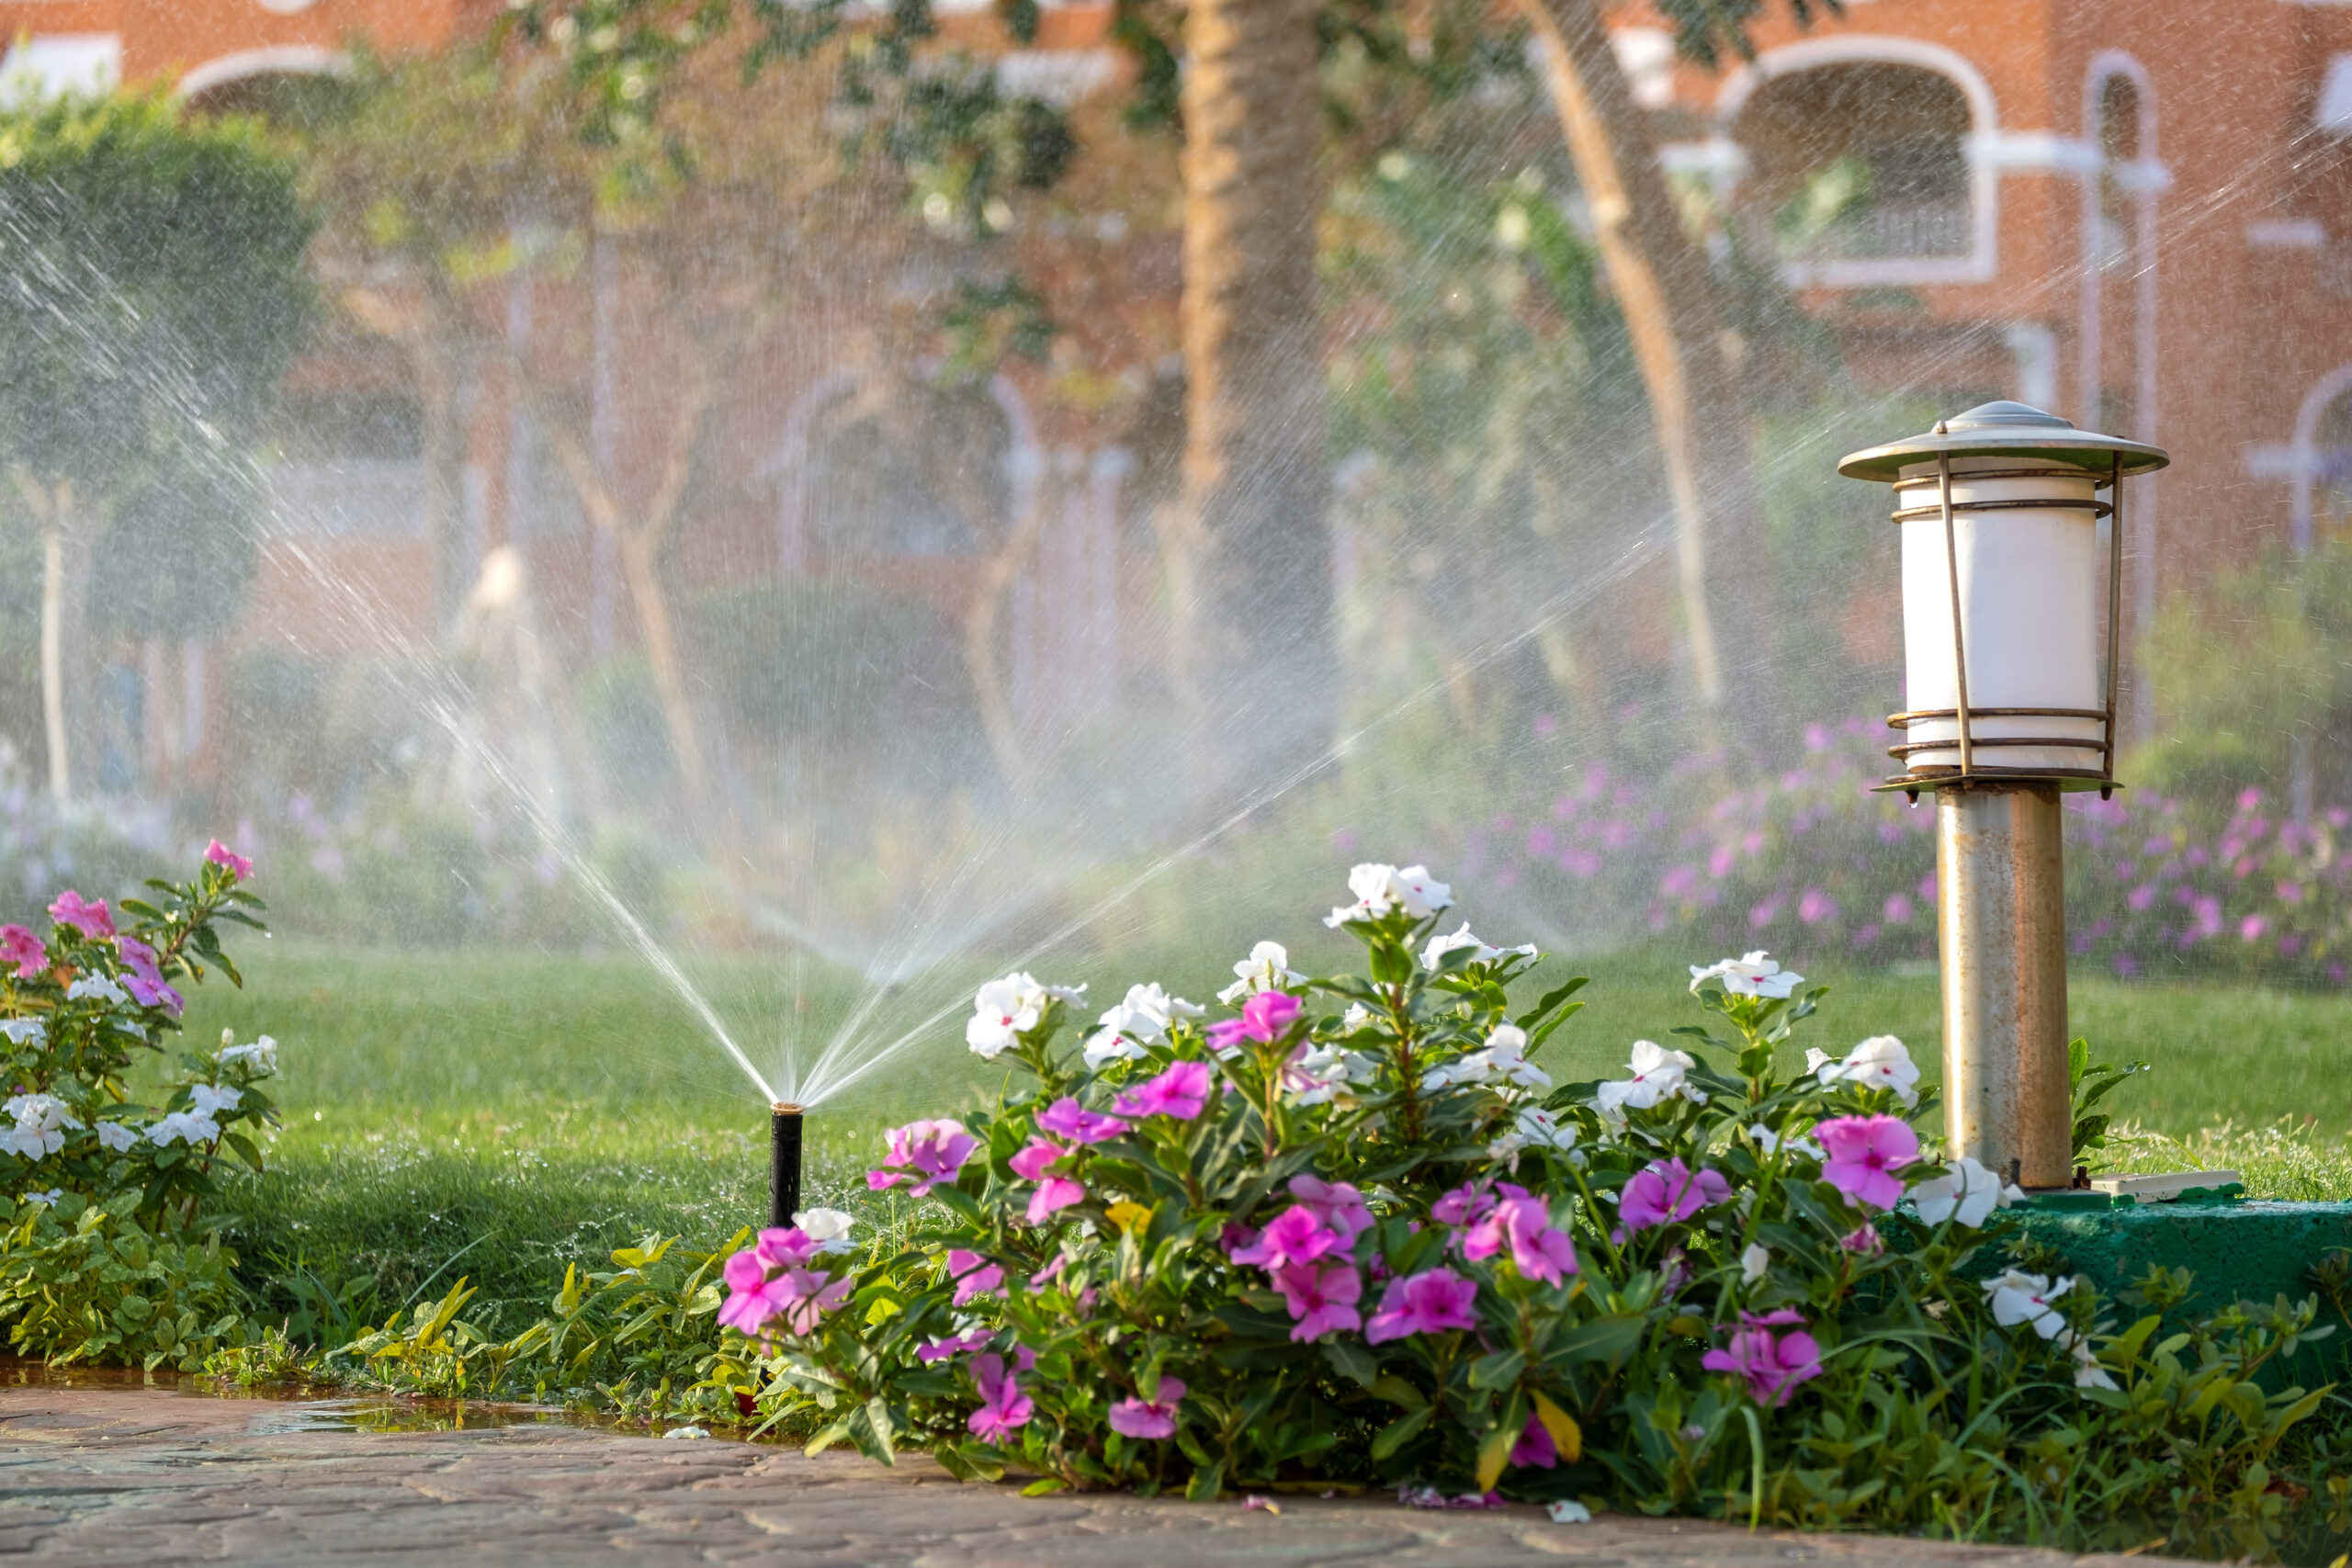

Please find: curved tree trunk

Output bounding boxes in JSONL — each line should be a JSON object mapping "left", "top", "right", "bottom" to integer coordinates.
{"left": 1519, "top": 0, "right": 1776, "bottom": 727}
{"left": 1170, "top": 0, "right": 1335, "bottom": 754}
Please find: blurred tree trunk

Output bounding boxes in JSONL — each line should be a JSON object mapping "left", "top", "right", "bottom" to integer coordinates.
{"left": 1167, "top": 0, "right": 1335, "bottom": 749}
{"left": 1519, "top": 0, "right": 1776, "bottom": 728}
{"left": 10, "top": 470, "right": 74, "bottom": 801}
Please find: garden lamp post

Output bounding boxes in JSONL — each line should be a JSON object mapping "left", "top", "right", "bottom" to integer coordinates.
{"left": 772, "top": 1102, "right": 804, "bottom": 1227}
{"left": 1838, "top": 403, "right": 2168, "bottom": 1190}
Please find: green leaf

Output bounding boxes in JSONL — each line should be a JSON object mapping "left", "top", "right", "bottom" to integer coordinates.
{"left": 1371, "top": 1373, "right": 1427, "bottom": 1410}
{"left": 1321, "top": 1338, "right": 1378, "bottom": 1388}
{"left": 1468, "top": 1348, "right": 1526, "bottom": 1389}
{"left": 1547, "top": 1314, "right": 1646, "bottom": 1368}
{"left": 1370, "top": 1405, "right": 1432, "bottom": 1461}
{"left": 1476, "top": 1416, "right": 1516, "bottom": 1494}
{"left": 1514, "top": 976, "right": 1589, "bottom": 1032}
{"left": 1184, "top": 1461, "right": 1225, "bottom": 1502}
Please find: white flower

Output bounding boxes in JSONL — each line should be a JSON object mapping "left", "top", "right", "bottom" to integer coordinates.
{"left": 148, "top": 1110, "right": 220, "bottom": 1148}
{"left": 966, "top": 972, "right": 1084, "bottom": 1060}
{"left": 219, "top": 1035, "right": 278, "bottom": 1074}
{"left": 1803, "top": 1048, "right": 1834, "bottom": 1077}
{"left": 2070, "top": 1336, "right": 2119, "bottom": 1391}
{"left": 1984, "top": 1269, "right": 2075, "bottom": 1340}
{"left": 1420, "top": 923, "right": 1537, "bottom": 973}
{"left": 1217, "top": 942, "right": 1305, "bottom": 1004}
{"left": 0, "top": 1019, "right": 46, "bottom": 1047}
{"left": 1324, "top": 863, "right": 1453, "bottom": 928}
{"left": 20, "top": 1188, "right": 59, "bottom": 1207}
{"left": 1428, "top": 1024, "right": 1553, "bottom": 1094}
{"left": 2, "top": 1093, "right": 83, "bottom": 1159}
{"left": 1283, "top": 1044, "right": 1376, "bottom": 1107}
{"left": 1747, "top": 1123, "right": 1823, "bottom": 1161}
{"left": 1513, "top": 1105, "right": 1577, "bottom": 1152}
{"left": 189, "top": 1084, "right": 243, "bottom": 1119}
{"left": 1741, "top": 1243, "right": 1771, "bottom": 1285}
{"left": 1593, "top": 1040, "right": 1703, "bottom": 1116}
{"left": 796, "top": 1207, "right": 858, "bottom": 1255}
{"left": 1083, "top": 983, "right": 1203, "bottom": 1067}
{"left": 1340, "top": 1003, "right": 1374, "bottom": 1033}
{"left": 1819, "top": 1035, "right": 1920, "bottom": 1107}
{"left": 1911, "top": 1156, "right": 2014, "bottom": 1228}
{"left": 1688, "top": 951, "right": 1804, "bottom": 999}
{"left": 93, "top": 1121, "right": 138, "bottom": 1153}
{"left": 1546, "top": 1501, "right": 1592, "bottom": 1525}
{"left": 67, "top": 974, "right": 128, "bottom": 1005}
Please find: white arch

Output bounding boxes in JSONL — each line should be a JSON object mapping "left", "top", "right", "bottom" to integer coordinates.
{"left": 768, "top": 370, "right": 1042, "bottom": 575}
{"left": 1714, "top": 35, "right": 1999, "bottom": 288}
{"left": 2290, "top": 363, "right": 2352, "bottom": 557}
{"left": 175, "top": 46, "right": 348, "bottom": 103}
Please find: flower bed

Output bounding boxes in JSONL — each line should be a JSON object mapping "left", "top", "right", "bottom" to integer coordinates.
{"left": 716, "top": 864, "right": 2350, "bottom": 1556}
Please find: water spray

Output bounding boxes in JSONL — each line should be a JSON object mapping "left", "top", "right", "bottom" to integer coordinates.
{"left": 770, "top": 1102, "right": 804, "bottom": 1228}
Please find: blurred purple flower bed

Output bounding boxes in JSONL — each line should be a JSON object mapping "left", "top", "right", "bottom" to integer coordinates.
{"left": 1447, "top": 718, "right": 2352, "bottom": 987}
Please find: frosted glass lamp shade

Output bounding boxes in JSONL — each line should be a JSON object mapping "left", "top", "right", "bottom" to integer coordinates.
{"left": 1897, "top": 457, "right": 2103, "bottom": 774}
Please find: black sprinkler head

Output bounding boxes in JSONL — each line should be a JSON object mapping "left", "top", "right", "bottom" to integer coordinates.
{"left": 770, "top": 1102, "right": 803, "bottom": 1230}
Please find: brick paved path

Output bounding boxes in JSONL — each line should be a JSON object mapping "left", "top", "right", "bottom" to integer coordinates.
{"left": 0, "top": 1387, "right": 2146, "bottom": 1566}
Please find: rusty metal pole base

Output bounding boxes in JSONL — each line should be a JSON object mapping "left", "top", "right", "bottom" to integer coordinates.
{"left": 1937, "top": 782, "right": 2073, "bottom": 1190}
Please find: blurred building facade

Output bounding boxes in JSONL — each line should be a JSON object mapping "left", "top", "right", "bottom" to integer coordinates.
{"left": 4, "top": 0, "right": 2349, "bottom": 790}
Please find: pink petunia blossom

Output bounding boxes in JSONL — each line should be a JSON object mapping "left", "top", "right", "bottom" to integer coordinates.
{"left": 1206, "top": 991, "right": 1303, "bottom": 1053}
{"left": 1009, "top": 1137, "right": 1067, "bottom": 1180}
{"left": 1106, "top": 1375, "right": 1187, "bottom": 1439}
{"left": 1112, "top": 1059, "right": 1212, "bottom": 1121}
{"left": 1509, "top": 1414, "right": 1556, "bottom": 1469}
{"left": 1619, "top": 1158, "right": 1731, "bottom": 1234}
{"left": 1026, "top": 1173, "right": 1086, "bottom": 1225}
{"left": 1288, "top": 1175, "right": 1374, "bottom": 1241}
{"left": 1035, "top": 1098, "right": 1129, "bottom": 1145}
{"left": 0, "top": 926, "right": 46, "bottom": 980}
{"left": 1364, "top": 1267, "right": 1478, "bottom": 1343}
{"left": 755, "top": 1227, "right": 820, "bottom": 1269}
{"left": 1463, "top": 1184, "right": 1578, "bottom": 1286}
{"left": 119, "top": 935, "right": 184, "bottom": 1012}
{"left": 772, "top": 1268, "right": 854, "bottom": 1336}
{"left": 721, "top": 1247, "right": 767, "bottom": 1296}
{"left": 1228, "top": 1205, "right": 1342, "bottom": 1271}
{"left": 1430, "top": 1179, "right": 1496, "bottom": 1227}
{"left": 967, "top": 1352, "right": 1035, "bottom": 1444}
{"left": 47, "top": 891, "right": 112, "bottom": 940}
{"left": 1272, "top": 1260, "right": 1363, "bottom": 1341}
{"left": 947, "top": 1249, "right": 1004, "bottom": 1305}
{"left": 916, "top": 1331, "right": 993, "bottom": 1364}
{"left": 1839, "top": 1222, "right": 1883, "bottom": 1257}
{"left": 718, "top": 1271, "right": 797, "bottom": 1336}
{"left": 205, "top": 840, "right": 254, "bottom": 880}
{"left": 1700, "top": 1309, "right": 1824, "bottom": 1408}
{"left": 866, "top": 1117, "right": 978, "bottom": 1196}
{"left": 1815, "top": 1114, "right": 1920, "bottom": 1210}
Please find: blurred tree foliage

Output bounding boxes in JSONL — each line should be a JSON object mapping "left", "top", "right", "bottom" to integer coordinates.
{"left": 0, "top": 93, "right": 311, "bottom": 794}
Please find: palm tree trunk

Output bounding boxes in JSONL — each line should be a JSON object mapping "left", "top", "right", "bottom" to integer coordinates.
{"left": 1173, "top": 0, "right": 1334, "bottom": 748}
{"left": 1519, "top": 0, "right": 1775, "bottom": 723}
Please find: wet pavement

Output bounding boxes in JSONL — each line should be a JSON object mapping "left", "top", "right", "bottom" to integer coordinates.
{"left": 0, "top": 1377, "right": 2154, "bottom": 1565}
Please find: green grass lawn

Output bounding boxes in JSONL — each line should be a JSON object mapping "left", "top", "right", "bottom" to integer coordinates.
{"left": 173, "top": 939, "right": 2352, "bottom": 1334}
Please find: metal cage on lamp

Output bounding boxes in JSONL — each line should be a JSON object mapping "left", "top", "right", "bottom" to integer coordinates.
{"left": 1838, "top": 401, "right": 2169, "bottom": 798}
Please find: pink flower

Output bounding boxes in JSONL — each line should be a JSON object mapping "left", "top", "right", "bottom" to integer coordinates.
{"left": 1509, "top": 1414, "right": 1556, "bottom": 1469}
{"left": 773, "top": 1268, "right": 854, "bottom": 1336}
{"left": 1839, "top": 1222, "right": 1883, "bottom": 1256}
{"left": 1206, "top": 991, "right": 1303, "bottom": 1053}
{"left": 1619, "top": 1158, "right": 1731, "bottom": 1234}
{"left": 1027, "top": 1173, "right": 1086, "bottom": 1225}
{"left": 947, "top": 1249, "right": 1004, "bottom": 1306}
{"left": 718, "top": 1272, "right": 796, "bottom": 1336}
{"left": 722, "top": 1247, "right": 767, "bottom": 1296}
{"left": 866, "top": 1117, "right": 978, "bottom": 1196}
{"left": 1009, "top": 1137, "right": 1066, "bottom": 1180}
{"left": 1112, "top": 1059, "right": 1212, "bottom": 1121}
{"left": 1272, "top": 1260, "right": 1363, "bottom": 1340}
{"left": 755, "top": 1226, "right": 819, "bottom": 1269}
{"left": 1106, "top": 1375, "right": 1186, "bottom": 1439}
{"left": 917, "top": 1331, "right": 992, "bottom": 1364}
{"left": 1035, "top": 1098, "right": 1129, "bottom": 1145}
{"left": 1431, "top": 1179, "right": 1497, "bottom": 1227}
{"left": 205, "top": 840, "right": 253, "bottom": 880}
{"left": 0, "top": 926, "right": 46, "bottom": 979}
{"left": 1463, "top": 1184, "right": 1578, "bottom": 1286}
{"left": 1228, "top": 1205, "right": 1342, "bottom": 1271}
{"left": 1365, "top": 1267, "right": 1478, "bottom": 1343}
{"left": 967, "top": 1352, "right": 1035, "bottom": 1444}
{"left": 47, "top": 892, "right": 112, "bottom": 940}
{"left": 1815, "top": 1114, "right": 1920, "bottom": 1210}
{"left": 1288, "top": 1175, "right": 1374, "bottom": 1241}
{"left": 1701, "top": 1309, "right": 1824, "bottom": 1408}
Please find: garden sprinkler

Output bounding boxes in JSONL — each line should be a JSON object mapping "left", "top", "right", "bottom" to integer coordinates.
{"left": 770, "top": 1102, "right": 803, "bottom": 1228}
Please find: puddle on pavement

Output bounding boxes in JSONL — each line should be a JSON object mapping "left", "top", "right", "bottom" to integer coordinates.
{"left": 0, "top": 1356, "right": 753, "bottom": 1442}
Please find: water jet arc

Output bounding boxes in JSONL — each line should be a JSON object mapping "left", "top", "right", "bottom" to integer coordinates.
{"left": 770, "top": 1103, "right": 803, "bottom": 1228}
